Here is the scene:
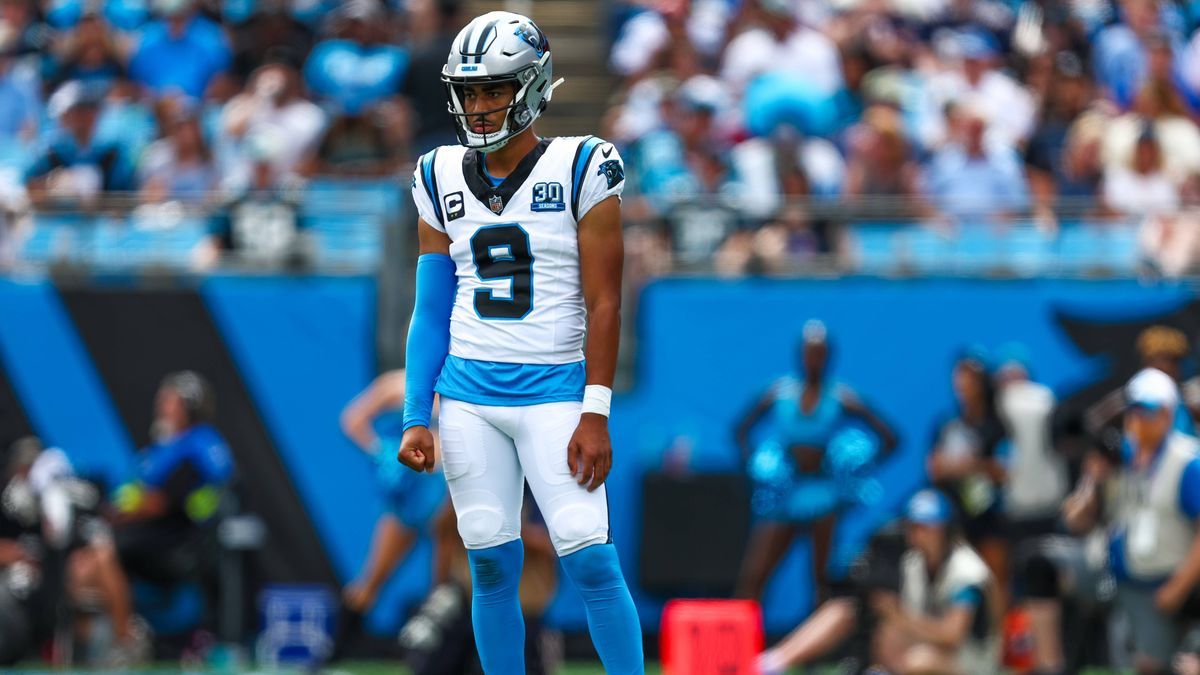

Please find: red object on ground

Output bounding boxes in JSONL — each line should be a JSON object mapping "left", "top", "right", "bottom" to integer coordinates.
{"left": 1002, "top": 607, "right": 1035, "bottom": 672}
{"left": 660, "top": 599, "right": 764, "bottom": 675}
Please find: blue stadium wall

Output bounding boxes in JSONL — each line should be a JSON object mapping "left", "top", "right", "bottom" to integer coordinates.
{"left": 0, "top": 275, "right": 1197, "bottom": 636}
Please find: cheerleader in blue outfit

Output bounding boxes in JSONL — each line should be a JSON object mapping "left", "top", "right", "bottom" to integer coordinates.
{"left": 735, "top": 321, "right": 898, "bottom": 600}
{"left": 340, "top": 370, "right": 447, "bottom": 615}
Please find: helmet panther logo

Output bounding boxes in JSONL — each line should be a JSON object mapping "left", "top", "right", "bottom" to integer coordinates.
{"left": 513, "top": 23, "right": 547, "bottom": 57}
{"left": 598, "top": 159, "right": 624, "bottom": 190}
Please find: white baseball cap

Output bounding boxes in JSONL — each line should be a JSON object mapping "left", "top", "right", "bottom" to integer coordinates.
{"left": 1126, "top": 367, "right": 1179, "bottom": 410}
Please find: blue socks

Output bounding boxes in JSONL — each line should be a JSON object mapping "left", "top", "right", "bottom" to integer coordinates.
{"left": 467, "top": 539, "right": 525, "bottom": 674}
{"left": 466, "top": 540, "right": 643, "bottom": 675}
{"left": 560, "top": 543, "right": 645, "bottom": 674}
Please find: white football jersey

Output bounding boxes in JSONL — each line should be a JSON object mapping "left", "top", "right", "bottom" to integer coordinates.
{"left": 412, "top": 136, "right": 624, "bottom": 367}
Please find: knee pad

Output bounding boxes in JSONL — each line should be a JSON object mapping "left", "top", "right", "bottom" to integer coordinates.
{"left": 548, "top": 502, "right": 608, "bottom": 555}
{"left": 1024, "top": 553, "right": 1060, "bottom": 599}
{"left": 455, "top": 489, "right": 512, "bottom": 549}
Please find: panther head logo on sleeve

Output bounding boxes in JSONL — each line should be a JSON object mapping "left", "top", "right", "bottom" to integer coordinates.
{"left": 598, "top": 159, "right": 624, "bottom": 190}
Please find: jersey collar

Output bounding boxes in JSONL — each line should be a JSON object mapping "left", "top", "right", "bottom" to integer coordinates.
{"left": 462, "top": 139, "right": 551, "bottom": 216}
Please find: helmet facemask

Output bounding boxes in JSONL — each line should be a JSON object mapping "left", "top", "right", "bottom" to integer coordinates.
{"left": 442, "top": 52, "right": 552, "bottom": 154}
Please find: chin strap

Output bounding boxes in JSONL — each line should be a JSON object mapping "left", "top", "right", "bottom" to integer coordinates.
{"left": 547, "top": 77, "right": 565, "bottom": 101}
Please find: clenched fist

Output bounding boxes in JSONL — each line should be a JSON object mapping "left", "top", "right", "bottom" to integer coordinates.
{"left": 398, "top": 426, "right": 437, "bottom": 473}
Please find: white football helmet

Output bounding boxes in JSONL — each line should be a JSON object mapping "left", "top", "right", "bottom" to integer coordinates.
{"left": 442, "top": 11, "right": 562, "bottom": 153}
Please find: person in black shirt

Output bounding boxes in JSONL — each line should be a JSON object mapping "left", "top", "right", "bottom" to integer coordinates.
{"left": 1024, "top": 52, "right": 1100, "bottom": 228}
{"left": 0, "top": 439, "right": 48, "bottom": 665}
{"left": 927, "top": 351, "right": 1009, "bottom": 588}
{"left": 400, "top": 0, "right": 462, "bottom": 157}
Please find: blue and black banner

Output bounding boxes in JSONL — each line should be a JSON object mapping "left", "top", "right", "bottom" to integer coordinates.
{"left": 8, "top": 275, "right": 1200, "bottom": 636}
{"left": 0, "top": 276, "right": 431, "bottom": 634}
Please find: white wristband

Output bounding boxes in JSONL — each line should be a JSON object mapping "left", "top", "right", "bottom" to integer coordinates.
{"left": 581, "top": 385, "right": 613, "bottom": 417}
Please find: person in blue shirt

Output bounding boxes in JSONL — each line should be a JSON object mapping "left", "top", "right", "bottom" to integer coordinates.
{"left": 1066, "top": 367, "right": 1200, "bottom": 674}
{"left": 923, "top": 103, "right": 1029, "bottom": 225}
{"left": 302, "top": 0, "right": 406, "bottom": 117}
{"left": 338, "top": 370, "right": 446, "bottom": 615}
{"left": 25, "top": 80, "right": 136, "bottom": 204}
{"left": 735, "top": 319, "right": 898, "bottom": 600}
{"left": 1090, "top": 0, "right": 1189, "bottom": 111}
{"left": 127, "top": 0, "right": 232, "bottom": 99}
{"left": 112, "top": 371, "right": 234, "bottom": 587}
{"left": 0, "top": 42, "right": 41, "bottom": 144}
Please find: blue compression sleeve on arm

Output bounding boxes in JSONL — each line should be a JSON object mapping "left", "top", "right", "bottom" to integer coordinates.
{"left": 402, "top": 253, "right": 456, "bottom": 430}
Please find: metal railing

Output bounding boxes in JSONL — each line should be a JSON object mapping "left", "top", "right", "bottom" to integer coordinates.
{"left": 0, "top": 183, "right": 404, "bottom": 275}
{"left": 624, "top": 194, "right": 1166, "bottom": 280}
{"left": 0, "top": 190, "right": 1177, "bottom": 279}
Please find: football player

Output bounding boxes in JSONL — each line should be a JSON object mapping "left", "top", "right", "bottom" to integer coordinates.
{"left": 396, "top": 11, "right": 643, "bottom": 674}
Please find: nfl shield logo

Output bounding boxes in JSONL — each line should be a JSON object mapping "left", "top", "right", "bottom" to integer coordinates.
{"left": 488, "top": 194, "right": 504, "bottom": 214}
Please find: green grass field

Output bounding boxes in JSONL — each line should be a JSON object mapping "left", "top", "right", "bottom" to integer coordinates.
{"left": 331, "top": 663, "right": 663, "bottom": 675}
{"left": 6, "top": 664, "right": 658, "bottom": 674}
{"left": 8, "top": 658, "right": 1137, "bottom": 674}
{"left": 4, "top": 658, "right": 1132, "bottom": 667}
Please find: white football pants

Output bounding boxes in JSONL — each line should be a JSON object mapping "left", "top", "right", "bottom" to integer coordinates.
{"left": 437, "top": 398, "right": 610, "bottom": 556}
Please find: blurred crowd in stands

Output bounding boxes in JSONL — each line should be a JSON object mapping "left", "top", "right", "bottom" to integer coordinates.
{"left": 0, "top": 0, "right": 461, "bottom": 270}
{"left": 605, "top": 0, "right": 1200, "bottom": 275}
{"left": 1, "top": 0, "right": 1200, "bottom": 274}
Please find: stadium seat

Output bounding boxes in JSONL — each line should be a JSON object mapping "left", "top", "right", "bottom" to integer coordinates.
{"left": 849, "top": 225, "right": 904, "bottom": 274}
{"left": 1055, "top": 222, "right": 1139, "bottom": 276}
{"left": 847, "top": 222, "right": 1138, "bottom": 277}
{"left": 303, "top": 179, "right": 401, "bottom": 217}
{"left": 307, "top": 214, "right": 381, "bottom": 268}
{"left": 1001, "top": 227, "right": 1054, "bottom": 276}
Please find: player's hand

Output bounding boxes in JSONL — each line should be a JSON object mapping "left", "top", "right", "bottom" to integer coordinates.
{"left": 567, "top": 413, "right": 612, "bottom": 492}
{"left": 398, "top": 426, "right": 437, "bottom": 473}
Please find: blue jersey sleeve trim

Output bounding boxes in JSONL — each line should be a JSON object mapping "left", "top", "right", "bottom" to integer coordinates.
{"left": 402, "top": 253, "right": 456, "bottom": 430}
{"left": 570, "top": 136, "right": 604, "bottom": 221}
{"left": 420, "top": 149, "right": 444, "bottom": 226}
{"left": 1181, "top": 457, "right": 1200, "bottom": 519}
